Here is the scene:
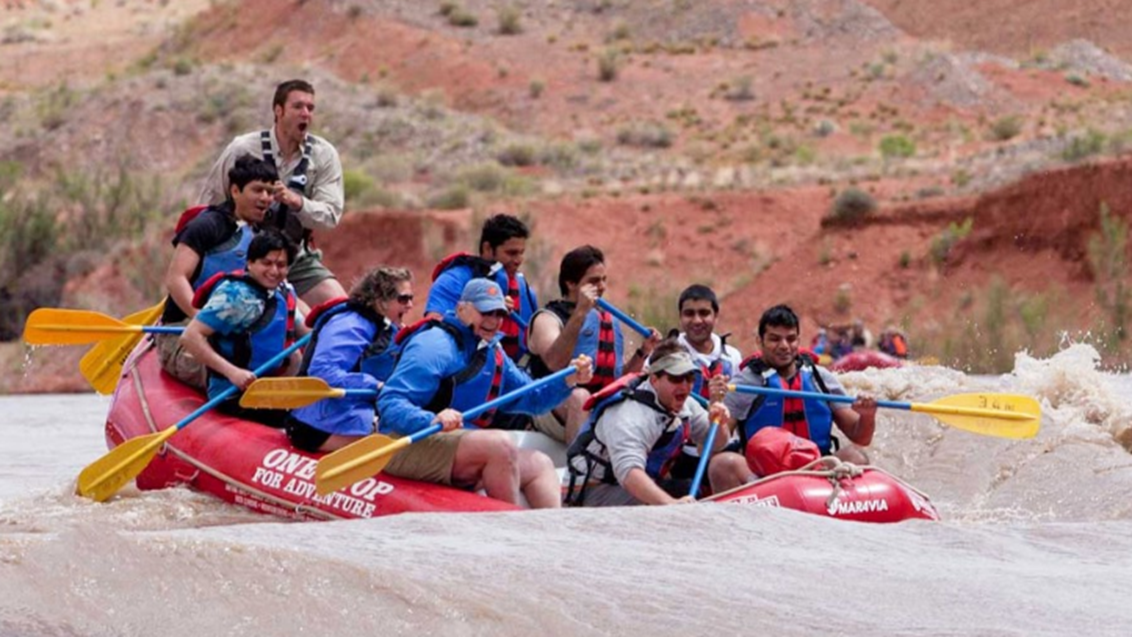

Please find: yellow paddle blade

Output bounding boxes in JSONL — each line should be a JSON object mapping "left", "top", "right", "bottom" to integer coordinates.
{"left": 915, "top": 393, "right": 1042, "bottom": 440}
{"left": 79, "top": 301, "right": 166, "bottom": 394}
{"left": 315, "top": 434, "right": 405, "bottom": 495}
{"left": 76, "top": 427, "right": 178, "bottom": 502}
{"left": 239, "top": 377, "right": 346, "bottom": 409}
{"left": 24, "top": 308, "right": 138, "bottom": 345}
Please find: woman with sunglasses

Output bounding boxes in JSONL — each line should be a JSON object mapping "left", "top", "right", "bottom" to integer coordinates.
{"left": 284, "top": 266, "right": 416, "bottom": 452}
{"left": 565, "top": 339, "right": 731, "bottom": 507}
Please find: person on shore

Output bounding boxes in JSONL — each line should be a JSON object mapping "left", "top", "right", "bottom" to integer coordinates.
{"left": 285, "top": 266, "right": 415, "bottom": 452}
{"left": 157, "top": 155, "right": 279, "bottom": 389}
{"left": 425, "top": 213, "right": 537, "bottom": 365}
{"left": 709, "top": 304, "right": 877, "bottom": 493}
{"left": 565, "top": 339, "right": 730, "bottom": 507}
{"left": 198, "top": 79, "right": 346, "bottom": 308}
{"left": 377, "top": 279, "right": 593, "bottom": 509}
{"left": 179, "top": 230, "right": 307, "bottom": 427}
{"left": 525, "top": 245, "right": 661, "bottom": 444}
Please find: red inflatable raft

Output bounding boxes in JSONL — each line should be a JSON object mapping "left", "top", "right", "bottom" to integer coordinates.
{"left": 830, "top": 350, "right": 904, "bottom": 373}
{"left": 707, "top": 459, "right": 939, "bottom": 522}
{"left": 104, "top": 343, "right": 938, "bottom": 522}
{"left": 104, "top": 344, "right": 516, "bottom": 520}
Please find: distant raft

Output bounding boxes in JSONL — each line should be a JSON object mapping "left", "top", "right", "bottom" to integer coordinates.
{"left": 830, "top": 350, "right": 905, "bottom": 373}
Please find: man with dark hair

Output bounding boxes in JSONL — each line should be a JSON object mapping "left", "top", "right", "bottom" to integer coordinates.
{"left": 199, "top": 79, "right": 346, "bottom": 308}
{"left": 709, "top": 304, "right": 877, "bottom": 493}
{"left": 565, "top": 338, "right": 730, "bottom": 507}
{"left": 157, "top": 154, "right": 279, "bottom": 388}
{"left": 426, "top": 213, "right": 537, "bottom": 364}
{"left": 526, "top": 244, "right": 661, "bottom": 444}
{"left": 665, "top": 283, "right": 743, "bottom": 482}
{"left": 180, "top": 230, "right": 309, "bottom": 427}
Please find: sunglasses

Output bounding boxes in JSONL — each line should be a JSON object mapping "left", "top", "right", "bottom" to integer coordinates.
{"left": 660, "top": 372, "right": 697, "bottom": 385}
{"left": 396, "top": 294, "right": 414, "bottom": 303}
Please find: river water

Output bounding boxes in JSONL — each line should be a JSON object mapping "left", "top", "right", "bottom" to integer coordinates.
{"left": 2, "top": 344, "right": 1131, "bottom": 636}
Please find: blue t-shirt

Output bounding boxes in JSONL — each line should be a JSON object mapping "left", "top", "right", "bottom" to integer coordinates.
{"left": 195, "top": 280, "right": 267, "bottom": 335}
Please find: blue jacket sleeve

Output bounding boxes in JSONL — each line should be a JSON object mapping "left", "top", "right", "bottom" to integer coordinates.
{"left": 496, "top": 354, "right": 573, "bottom": 415}
{"left": 305, "top": 315, "right": 380, "bottom": 393}
{"left": 425, "top": 268, "right": 470, "bottom": 316}
{"left": 376, "top": 330, "right": 460, "bottom": 435}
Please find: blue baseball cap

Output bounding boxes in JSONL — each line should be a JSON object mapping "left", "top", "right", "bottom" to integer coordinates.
{"left": 460, "top": 278, "right": 507, "bottom": 313}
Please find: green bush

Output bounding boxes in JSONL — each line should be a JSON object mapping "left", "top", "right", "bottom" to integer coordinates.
{"left": 827, "top": 187, "right": 877, "bottom": 222}
{"left": 496, "top": 143, "right": 537, "bottom": 167}
{"left": 428, "top": 185, "right": 471, "bottom": 210}
{"left": 929, "top": 217, "right": 973, "bottom": 266}
{"left": 1062, "top": 129, "right": 1106, "bottom": 162}
{"left": 879, "top": 134, "right": 915, "bottom": 159}
{"left": 598, "top": 49, "right": 619, "bottom": 82}
{"left": 989, "top": 115, "right": 1023, "bottom": 141}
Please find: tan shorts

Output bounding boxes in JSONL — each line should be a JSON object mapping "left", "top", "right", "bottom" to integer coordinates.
{"left": 382, "top": 430, "right": 467, "bottom": 485}
{"left": 154, "top": 322, "right": 206, "bottom": 390}
{"left": 287, "top": 247, "right": 337, "bottom": 297}
{"left": 529, "top": 410, "right": 567, "bottom": 444}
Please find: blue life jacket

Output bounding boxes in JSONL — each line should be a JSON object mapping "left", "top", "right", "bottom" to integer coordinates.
{"left": 690, "top": 335, "right": 736, "bottom": 400}
{"left": 565, "top": 375, "right": 689, "bottom": 505}
{"left": 429, "top": 253, "right": 538, "bottom": 362}
{"left": 529, "top": 300, "right": 624, "bottom": 391}
{"left": 193, "top": 271, "right": 296, "bottom": 400}
{"left": 393, "top": 317, "right": 507, "bottom": 428}
{"left": 193, "top": 223, "right": 256, "bottom": 289}
{"left": 737, "top": 355, "right": 835, "bottom": 455}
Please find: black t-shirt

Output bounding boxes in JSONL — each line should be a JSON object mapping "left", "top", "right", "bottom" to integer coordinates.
{"left": 161, "top": 203, "right": 239, "bottom": 323}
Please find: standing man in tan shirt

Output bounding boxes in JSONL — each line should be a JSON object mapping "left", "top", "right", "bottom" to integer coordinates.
{"left": 199, "top": 79, "right": 347, "bottom": 308}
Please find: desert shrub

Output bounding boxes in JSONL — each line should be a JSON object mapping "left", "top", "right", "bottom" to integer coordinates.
{"left": 1087, "top": 203, "right": 1130, "bottom": 344}
{"left": 827, "top": 187, "right": 877, "bottom": 222}
{"left": 929, "top": 217, "right": 973, "bottom": 266}
{"left": 597, "top": 49, "right": 619, "bottom": 82}
{"left": 447, "top": 6, "right": 478, "bottom": 27}
{"left": 616, "top": 121, "right": 674, "bottom": 148}
{"left": 1062, "top": 129, "right": 1106, "bottom": 162}
{"left": 496, "top": 143, "right": 538, "bottom": 167}
{"left": 879, "top": 134, "right": 915, "bottom": 159}
{"left": 428, "top": 185, "right": 471, "bottom": 210}
{"left": 725, "top": 76, "right": 755, "bottom": 101}
{"left": 989, "top": 115, "right": 1022, "bottom": 141}
{"left": 528, "top": 79, "right": 545, "bottom": 99}
{"left": 497, "top": 6, "right": 521, "bottom": 35}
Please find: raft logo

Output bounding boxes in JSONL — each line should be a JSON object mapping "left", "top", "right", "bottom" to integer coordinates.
{"left": 725, "top": 494, "right": 781, "bottom": 508}
{"left": 826, "top": 495, "right": 889, "bottom": 516}
{"left": 250, "top": 449, "right": 395, "bottom": 518}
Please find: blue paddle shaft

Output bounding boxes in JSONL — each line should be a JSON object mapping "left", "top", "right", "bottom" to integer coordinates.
{"left": 688, "top": 420, "right": 719, "bottom": 498}
{"left": 174, "top": 333, "right": 313, "bottom": 431}
{"left": 143, "top": 326, "right": 184, "bottom": 335}
{"left": 731, "top": 383, "right": 910, "bottom": 410}
{"left": 595, "top": 298, "right": 651, "bottom": 338}
{"left": 344, "top": 389, "right": 378, "bottom": 399}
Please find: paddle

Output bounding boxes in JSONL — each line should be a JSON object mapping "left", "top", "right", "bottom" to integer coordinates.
{"left": 595, "top": 297, "right": 651, "bottom": 337}
{"left": 729, "top": 384, "right": 1041, "bottom": 440}
{"left": 689, "top": 416, "right": 722, "bottom": 499}
{"left": 76, "top": 333, "right": 313, "bottom": 502}
{"left": 315, "top": 366, "right": 577, "bottom": 495}
{"left": 240, "top": 377, "right": 378, "bottom": 409}
{"left": 78, "top": 301, "right": 167, "bottom": 394}
{"left": 24, "top": 308, "right": 182, "bottom": 346}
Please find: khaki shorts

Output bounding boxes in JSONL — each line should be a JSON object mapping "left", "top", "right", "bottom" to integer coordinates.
{"left": 287, "top": 247, "right": 337, "bottom": 297}
{"left": 382, "top": 430, "right": 467, "bottom": 485}
{"left": 155, "top": 321, "right": 206, "bottom": 390}
{"left": 529, "top": 410, "right": 567, "bottom": 444}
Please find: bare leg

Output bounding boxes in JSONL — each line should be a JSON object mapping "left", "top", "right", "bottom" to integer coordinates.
{"left": 709, "top": 451, "right": 754, "bottom": 493}
{"left": 452, "top": 430, "right": 521, "bottom": 504}
{"left": 517, "top": 449, "right": 561, "bottom": 509}
{"left": 563, "top": 387, "right": 591, "bottom": 445}
{"left": 300, "top": 278, "right": 348, "bottom": 309}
